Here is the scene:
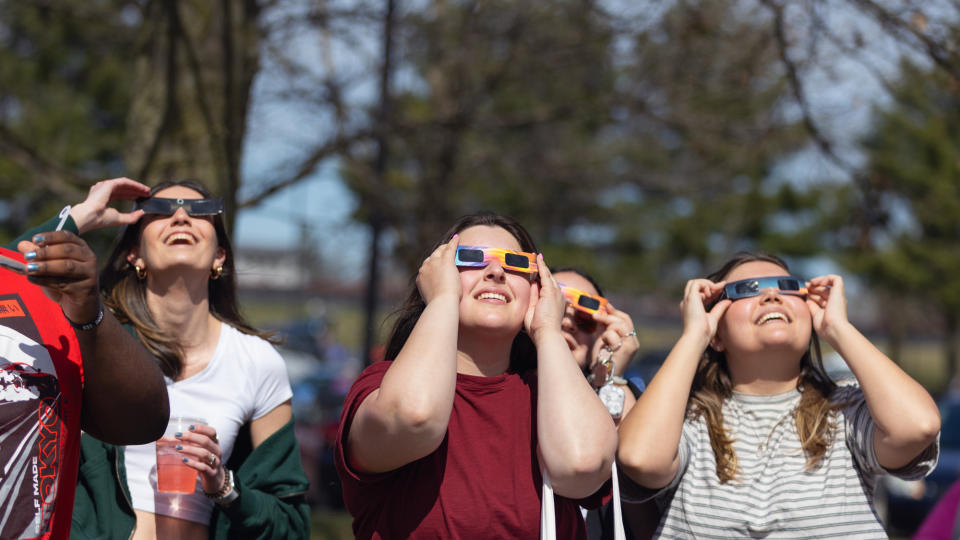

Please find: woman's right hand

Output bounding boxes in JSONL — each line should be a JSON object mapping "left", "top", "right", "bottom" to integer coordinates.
{"left": 680, "top": 278, "right": 730, "bottom": 343}
{"left": 70, "top": 177, "right": 151, "bottom": 234}
{"left": 416, "top": 235, "right": 462, "bottom": 304}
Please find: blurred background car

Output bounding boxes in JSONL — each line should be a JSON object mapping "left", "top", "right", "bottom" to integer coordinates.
{"left": 273, "top": 316, "right": 362, "bottom": 510}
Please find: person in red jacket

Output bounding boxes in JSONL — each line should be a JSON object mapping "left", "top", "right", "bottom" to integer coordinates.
{"left": 1, "top": 180, "right": 169, "bottom": 540}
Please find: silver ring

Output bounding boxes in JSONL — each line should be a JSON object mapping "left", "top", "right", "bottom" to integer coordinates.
{"left": 207, "top": 453, "right": 216, "bottom": 466}
{"left": 624, "top": 330, "right": 637, "bottom": 339}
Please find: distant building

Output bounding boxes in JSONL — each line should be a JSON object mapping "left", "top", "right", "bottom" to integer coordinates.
{"left": 234, "top": 246, "right": 311, "bottom": 290}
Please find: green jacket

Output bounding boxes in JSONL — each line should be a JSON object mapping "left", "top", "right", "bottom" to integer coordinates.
{"left": 7, "top": 213, "right": 79, "bottom": 249}
{"left": 71, "top": 419, "right": 310, "bottom": 540}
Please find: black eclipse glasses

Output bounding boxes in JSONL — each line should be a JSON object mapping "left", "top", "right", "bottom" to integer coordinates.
{"left": 719, "top": 276, "right": 807, "bottom": 301}
{"left": 136, "top": 197, "right": 224, "bottom": 217}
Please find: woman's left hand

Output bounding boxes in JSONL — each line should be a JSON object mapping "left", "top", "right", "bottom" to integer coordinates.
{"left": 590, "top": 303, "right": 640, "bottom": 375}
{"left": 525, "top": 254, "right": 565, "bottom": 342}
{"left": 806, "top": 274, "right": 850, "bottom": 340}
{"left": 175, "top": 423, "right": 226, "bottom": 495}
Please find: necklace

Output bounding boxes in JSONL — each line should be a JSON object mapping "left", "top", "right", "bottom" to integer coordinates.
{"left": 729, "top": 398, "right": 796, "bottom": 457}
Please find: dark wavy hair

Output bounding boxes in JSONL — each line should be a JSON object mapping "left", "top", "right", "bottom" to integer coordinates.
{"left": 383, "top": 212, "right": 539, "bottom": 372}
{"left": 689, "top": 252, "right": 840, "bottom": 483}
{"left": 99, "top": 180, "right": 273, "bottom": 379}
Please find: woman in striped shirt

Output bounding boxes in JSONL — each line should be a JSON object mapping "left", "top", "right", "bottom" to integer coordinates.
{"left": 617, "top": 252, "right": 940, "bottom": 538}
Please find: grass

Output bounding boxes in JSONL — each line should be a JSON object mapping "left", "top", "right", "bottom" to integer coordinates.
{"left": 311, "top": 510, "right": 353, "bottom": 540}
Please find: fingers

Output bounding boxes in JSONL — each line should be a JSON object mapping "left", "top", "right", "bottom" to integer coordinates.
{"left": 21, "top": 231, "right": 95, "bottom": 283}
{"left": 707, "top": 298, "right": 732, "bottom": 323}
{"left": 100, "top": 177, "right": 151, "bottom": 202}
{"left": 525, "top": 254, "right": 563, "bottom": 337}
{"left": 175, "top": 424, "right": 222, "bottom": 475}
{"left": 73, "top": 178, "right": 151, "bottom": 233}
{"left": 681, "top": 279, "right": 724, "bottom": 309}
{"left": 536, "top": 253, "right": 557, "bottom": 292}
{"left": 106, "top": 208, "right": 145, "bottom": 225}
{"left": 417, "top": 234, "right": 462, "bottom": 303}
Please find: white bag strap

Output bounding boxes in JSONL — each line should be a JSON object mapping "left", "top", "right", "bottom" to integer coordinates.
{"left": 611, "top": 461, "right": 626, "bottom": 540}
{"left": 541, "top": 463, "right": 626, "bottom": 540}
{"left": 541, "top": 467, "right": 556, "bottom": 540}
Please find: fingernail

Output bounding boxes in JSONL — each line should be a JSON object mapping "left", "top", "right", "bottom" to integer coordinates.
{"left": 176, "top": 445, "right": 183, "bottom": 451}
{"left": 32, "top": 234, "right": 45, "bottom": 244}
{"left": 175, "top": 431, "right": 182, "bottom": 438}
{"left": 188, "top": 425, "right": 195, "bottom": 431}
{"left": 26, "top": 263, "right": 38, "bottom": 272}
{"left": 24, "top": 251, "right": 37, "bottom": 261}
{"left": 182, "top": 457, "right": 189, "bottom": 463}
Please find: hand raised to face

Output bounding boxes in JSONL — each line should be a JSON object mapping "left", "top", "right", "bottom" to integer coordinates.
{"left": 417, "top": 234, "right": 463, "bottom": 305}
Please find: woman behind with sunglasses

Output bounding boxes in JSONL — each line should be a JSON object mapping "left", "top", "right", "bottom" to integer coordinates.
{"left": 552, "top": 268, "right": 663, "bottom": 540}
{"left": 68, "top": 179, "right": 309, "bottom": 540}
{"left": 335, "top": 212, "right": 617, "bottom": 539}
{"left": 617, "top": 252, "right": 940, "bottom": 538}
{"left": 552, "top": 268, "right": 641, "bottom": 424}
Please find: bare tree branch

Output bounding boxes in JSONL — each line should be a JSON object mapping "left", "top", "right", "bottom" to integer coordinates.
{"left": 761, "top": 0, "right": 858, "bottom": 176}
{"left": 0, "top": 123, "right": 86, "bottom": 201}
{"left": 849, "top": 0, "right": 960, "bottom": 81}
{"left": 238, "top": 129, "right": 373, "bottom": 208}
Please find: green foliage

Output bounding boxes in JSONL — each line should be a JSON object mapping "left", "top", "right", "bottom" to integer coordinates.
{"left": 847, "top": 60, "right": 960, "bottom": 315}
{"left": 344, "top": 0, "right": 838, "bottom": 299}
{"left": 0, "top": 0, "right": 138, "bottom": 242}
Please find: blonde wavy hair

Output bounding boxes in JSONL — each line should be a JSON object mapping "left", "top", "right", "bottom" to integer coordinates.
{"left": 688, "top": 253, "right": 841, "bottom": 483}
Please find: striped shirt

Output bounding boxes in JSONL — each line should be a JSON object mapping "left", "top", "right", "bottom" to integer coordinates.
{"left": 624, "top": 382, "right": 938, "bottom": 539}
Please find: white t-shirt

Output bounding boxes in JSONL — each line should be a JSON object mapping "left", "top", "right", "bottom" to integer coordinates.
{"left": 124, "top": 322, "right": 293, "bottom": 524}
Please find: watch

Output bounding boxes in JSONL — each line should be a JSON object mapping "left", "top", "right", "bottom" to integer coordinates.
{"left": 206, "top": 468, "right": 239, "bottom": 507}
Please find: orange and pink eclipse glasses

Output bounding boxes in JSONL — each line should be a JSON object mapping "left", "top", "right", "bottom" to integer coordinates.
{"left": 559, "top": 284, "right": 609, "bottom": 315}
{"left": 455, "top": 246, "right": 538, "bottom": 274}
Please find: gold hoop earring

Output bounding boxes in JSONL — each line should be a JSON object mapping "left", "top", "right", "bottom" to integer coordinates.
{"left": 134, "top": 265, "right": 146, "bottom": 280}
{"left": 211, "top": 265, "right": 223, "bottom": 280}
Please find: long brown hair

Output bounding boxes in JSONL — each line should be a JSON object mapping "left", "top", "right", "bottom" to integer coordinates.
{"left": 383, "top": 212, "right": 539, "bottom": 372}
{"left": 689, "top": 252, "right": 839, "bottom": 483}
{"left": 99, "top": 180, "right": 274, "bottom": 379}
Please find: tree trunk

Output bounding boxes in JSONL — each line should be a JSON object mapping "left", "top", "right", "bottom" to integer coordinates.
{"left": 362, "top": 0, "right": 396, "bottom": 366}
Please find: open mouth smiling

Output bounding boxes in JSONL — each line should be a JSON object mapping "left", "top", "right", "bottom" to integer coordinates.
{"left": 165, "top": 232, "right": 197, "bottom": 245}
{"left": 756, "top": 311, "right": 789, "bottom": 325}
{"left": 476, "top": 291, "right": 508, "bottom": 303}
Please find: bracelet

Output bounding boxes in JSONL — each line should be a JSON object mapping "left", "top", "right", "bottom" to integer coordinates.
{"left": 62, "top": 299, "right": 104, "bottom": 332}
{"left": 205, "top": 468, "right": 238, "bottom": 506}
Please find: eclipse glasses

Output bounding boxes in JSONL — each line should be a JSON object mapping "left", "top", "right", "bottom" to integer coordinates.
{"left": 136, "top": 197, "right": 224, "bottom": 216}
{"left": 454, "top": 246, "right": 538, "bottom": 274}
{"left": 720, "top": 276, "right": 807, "bottom": 301}
{"left": 559, "top": 284, "right": 609, "bottom": 316}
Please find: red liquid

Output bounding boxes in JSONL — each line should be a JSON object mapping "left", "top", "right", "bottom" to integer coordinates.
{"left": 156, "top": 438, "right": 198, "bottom": 494}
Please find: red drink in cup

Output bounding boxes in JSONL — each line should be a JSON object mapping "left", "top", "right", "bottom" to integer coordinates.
{"left": 156, "top": 416, "right": 207, "bottom": 494}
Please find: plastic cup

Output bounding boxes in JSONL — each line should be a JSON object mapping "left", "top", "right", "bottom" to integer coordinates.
{"left": 156, "top": 416, "right": 207, "bottom": 494}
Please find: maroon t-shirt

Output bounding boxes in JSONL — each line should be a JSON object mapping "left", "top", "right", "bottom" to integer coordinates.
{"left": 0, "top": 247, "right": 84, "bottom": 540}
{"left": 335, "top": 360, "right": 591, "bottom": 539}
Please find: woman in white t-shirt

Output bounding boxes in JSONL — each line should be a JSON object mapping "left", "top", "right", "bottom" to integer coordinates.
{"left": 618, "top": 252, "right": 941, "bottom": 538}
{"left": 67, "top": 178, "right": 307, "bottom": 539}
